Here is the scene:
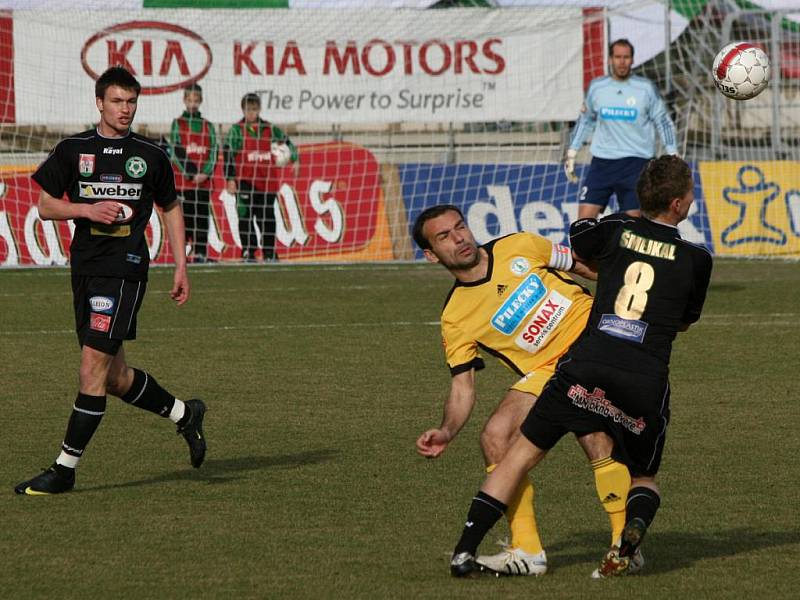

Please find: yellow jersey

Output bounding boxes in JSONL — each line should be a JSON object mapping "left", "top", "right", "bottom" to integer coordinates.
{"left": 441, "top": 232, "right": 593, "bottom": 378}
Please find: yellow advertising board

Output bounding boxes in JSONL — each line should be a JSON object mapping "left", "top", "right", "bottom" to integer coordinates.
{"left": 698, "top": 161, "right": 800, "bottom": 257}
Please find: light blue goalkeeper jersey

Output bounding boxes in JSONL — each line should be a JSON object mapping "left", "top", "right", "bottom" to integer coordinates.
{"left": 568, "top": 75, "right": 677, "bottom": 159}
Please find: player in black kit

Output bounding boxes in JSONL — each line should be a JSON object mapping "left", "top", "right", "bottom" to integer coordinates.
{"left": 15, "top": 67, "right": 208, "bottom": 496}
{"left": 448, "top": 155, "right": 712, "bottom": 579}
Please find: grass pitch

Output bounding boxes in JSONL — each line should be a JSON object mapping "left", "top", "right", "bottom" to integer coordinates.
{"left": 1, "top": 260, "right": 798, "bottom": 599}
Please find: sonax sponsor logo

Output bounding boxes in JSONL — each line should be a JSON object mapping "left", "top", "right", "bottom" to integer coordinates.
{"left": 515, "top": 290, "right": 572, "bottom": 352}
{"left": 491, "top": 273, "right": 546, "bottom": 335}
{"left": 89, "top": 295, "right": 115, "bottom": 314}
{"left": 79, "top": 182, "right": 142, "bottom": 200}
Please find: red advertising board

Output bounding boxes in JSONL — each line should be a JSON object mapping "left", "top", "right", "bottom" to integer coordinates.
{"left": 0, "top": 142, "right": 394, "bottom": 267}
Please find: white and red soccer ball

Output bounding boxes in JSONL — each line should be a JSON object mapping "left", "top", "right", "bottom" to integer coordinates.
{"left": 712, "top": 42, "right": 770, "bottom": 100}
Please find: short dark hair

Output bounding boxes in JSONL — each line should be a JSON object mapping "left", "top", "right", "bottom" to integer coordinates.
{"left": 636, "top": 155, "right": 693, "bottom": 217}
{"left": 184, "top": 83, "right": 203, "bottom": 95}
{"left": 241, "top": 92, "right": 261, "bottom": 109}
{"left": 412, "top": 204, "right": 464, "bottom": 250}
{"left": 95, "top": 66, "right": 141, "bottom": 99}
{"left": 609, "top": 38, "right": 634, "bottom": 59}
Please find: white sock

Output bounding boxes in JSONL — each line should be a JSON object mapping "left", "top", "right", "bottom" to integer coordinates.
{"left": 169, "top": 398, "right": 186, "bottom": 424}
{"left": 56, "top": 451, "right": 79, "bottom": 469}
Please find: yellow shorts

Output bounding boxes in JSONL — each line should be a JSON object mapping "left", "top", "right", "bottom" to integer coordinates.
{"left": 510, "top": 362, "right": 557, "bottom": 398}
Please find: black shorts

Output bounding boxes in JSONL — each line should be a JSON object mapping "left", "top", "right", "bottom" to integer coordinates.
{"left": 72, "top": 275, "right": 147, "bottom": 355}
{"left": 521, "top": 356, "right": 670, "bottom": 477}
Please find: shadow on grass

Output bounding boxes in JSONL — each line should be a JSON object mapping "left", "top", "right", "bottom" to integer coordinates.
{"left": 546, "top": 527, "right": 800, "bottom": 574}
{"left": 708, "top": 282, "right": 747, "bottom": 293}
{"left": 78, "top": 448, "right": 339, "bottom": 493}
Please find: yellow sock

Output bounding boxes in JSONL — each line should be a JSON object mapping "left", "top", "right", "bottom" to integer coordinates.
{"left": 591, "top": 456, "right": 631, "bottom": 544}
{"left": 486, "top": 463, "right": 543, "bottom": 554}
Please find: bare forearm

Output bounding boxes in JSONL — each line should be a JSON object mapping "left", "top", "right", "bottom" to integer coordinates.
{"left": 162, "top": 202, "right": 187, "bottom": 269}
{"left": 38, "top": 192, "right": 88, "bottom": 221}
{"left": 440, "top": 372, "right": 476, "bottom": 439}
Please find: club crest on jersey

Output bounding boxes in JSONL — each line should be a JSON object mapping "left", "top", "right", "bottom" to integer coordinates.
{"left": 510, "top": 257, "right": 531, "bottom": 276}
{"left": 125, "top": 156, "right": 147, "bottom": 178}
{"left": 79, "top": 154, "right": 95, "bottom": 177}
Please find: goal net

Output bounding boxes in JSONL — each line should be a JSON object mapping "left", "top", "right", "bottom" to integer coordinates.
{"left": 1, "top": 0, "right": 799, "bottom": 267}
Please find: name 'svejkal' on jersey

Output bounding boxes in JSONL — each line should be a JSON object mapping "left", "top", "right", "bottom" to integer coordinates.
{"left": 620, "top": 229, "right": 677, "bottom": 261}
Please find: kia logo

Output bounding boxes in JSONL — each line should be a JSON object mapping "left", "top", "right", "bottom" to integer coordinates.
{"left": 81, "top": 21, "right": 212, "bottom": 95}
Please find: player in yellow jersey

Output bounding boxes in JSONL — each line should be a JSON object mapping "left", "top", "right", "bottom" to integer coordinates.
{"left": 413, "top": 204, "right": 631, "bottom": 576}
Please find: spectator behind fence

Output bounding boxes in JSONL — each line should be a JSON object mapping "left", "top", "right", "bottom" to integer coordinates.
{"left": 224, "top": 92, "right": 297, "bottom": 263}
{"left": 169, "top": 83, "right": 218, "bottom": 263}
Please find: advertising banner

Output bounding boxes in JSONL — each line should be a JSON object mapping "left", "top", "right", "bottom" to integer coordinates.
{"left": 399, "top": 162, "right": 713, "bottom": 259}
{"left": 698, "top": 161, "right": 800, "bottom": 257}
{"left": 0, "top": 142, "right": 393, "bottom": 266}
{"left": 11, "top": 8, "right": 583, "bottom": 124}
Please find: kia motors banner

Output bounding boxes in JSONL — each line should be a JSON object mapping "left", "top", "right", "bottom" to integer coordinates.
{"left": 11, "top": 8, "right": 583, "bottom": 124}
{"left": 0, "top": 142, "right": 394, "bottom": 266}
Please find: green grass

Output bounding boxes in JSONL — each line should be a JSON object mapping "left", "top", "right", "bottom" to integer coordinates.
{"left": 1, "top": 260, "right": 798, "bottom": 599}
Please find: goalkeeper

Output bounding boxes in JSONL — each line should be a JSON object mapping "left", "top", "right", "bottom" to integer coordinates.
{"left": 564, "top": 39, "right": 677, "bottom": 219}
{"left": 224, "top": 93, "right": 297, "bottom": 262}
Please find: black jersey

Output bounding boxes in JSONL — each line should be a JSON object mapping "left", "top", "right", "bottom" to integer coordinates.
{"left": 569, "top": 214, "right": 712, "bottom": 375}
{"left": 32, "top": 129, "right": 177, "bottom": 281}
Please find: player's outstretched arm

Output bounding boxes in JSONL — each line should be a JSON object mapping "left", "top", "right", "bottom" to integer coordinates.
{"left": 416, "top": 369, "right": 476, "bottom": 459}
{"left": 161, "top": 200, "right": 190, "bottom": 306}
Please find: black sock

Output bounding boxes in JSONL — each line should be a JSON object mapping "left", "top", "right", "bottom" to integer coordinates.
{"left": 120, "top": 369, "right": 176, "bottom": 417}
{"left": 60, "top": 393, "right": 106, "bottom": 464}
{"left": 453, "top": 491, "right": 507, "bottom": 556}
{"left": 626, "top": 486, "right": 661, "bottom": 528}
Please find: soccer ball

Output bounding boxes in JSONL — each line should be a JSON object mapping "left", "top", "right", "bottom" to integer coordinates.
{"left": 712, "top": 42, "right": 770, "bottom": 100}
{"left": 271, "top": 142, "right": 292, "bottom": 167}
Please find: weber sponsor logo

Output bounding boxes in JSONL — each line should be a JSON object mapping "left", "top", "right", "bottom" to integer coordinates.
{"left": 79, "top": 182, "right": 142, "bottom": 200}
{"left": 490, "top": 274, "right": 547, "bottom": 335}
{"left": 515, "top": 291, "right": 572, "bottom": 353}
{"left": 89, "top": 295, "right": 115, "bottom": 314}
{"left": 598, "top": 314, "right": 648, "bottom": 343}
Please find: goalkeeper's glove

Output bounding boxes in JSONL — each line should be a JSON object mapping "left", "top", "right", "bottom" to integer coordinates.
{"left": 563, "top": 148, "right": 578, "bottom": 183}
